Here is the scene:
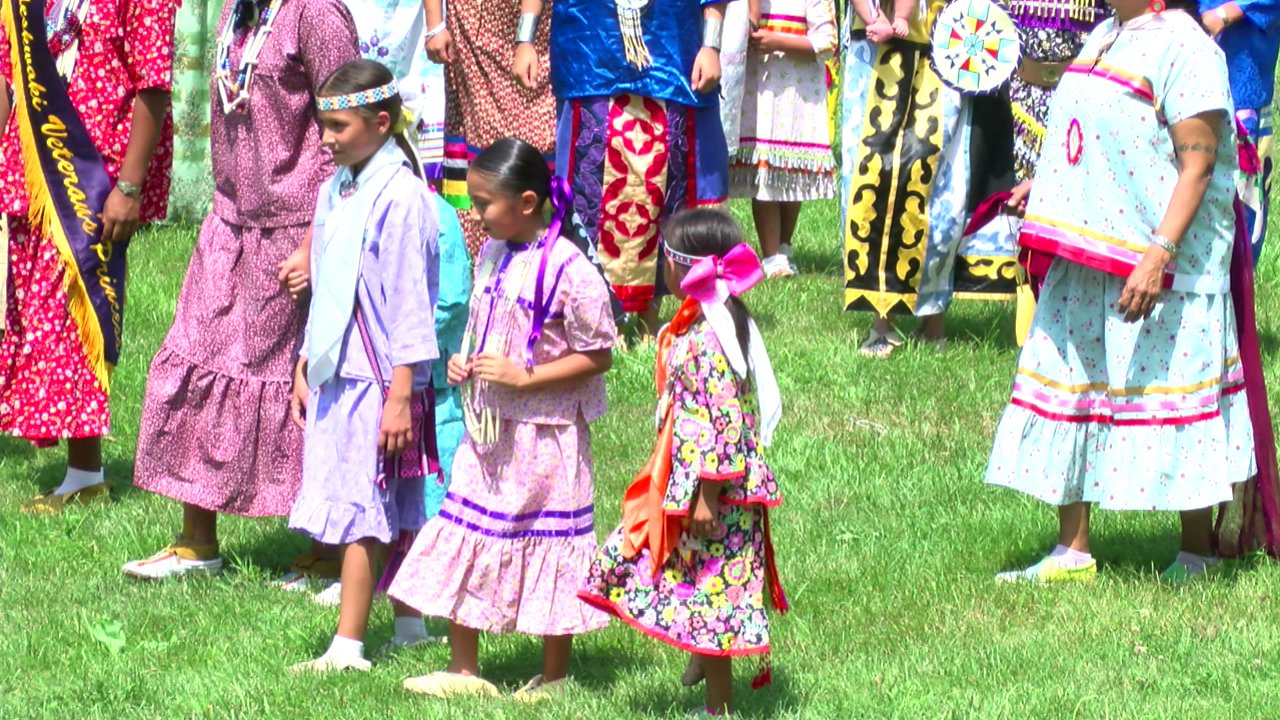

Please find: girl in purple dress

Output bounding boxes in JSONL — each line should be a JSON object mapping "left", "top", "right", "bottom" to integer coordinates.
{"left": 388, "top": 139, "right": 618, "bottom": 700}
{"left": 286, "top": 60, "right": 441, "bottom": 673}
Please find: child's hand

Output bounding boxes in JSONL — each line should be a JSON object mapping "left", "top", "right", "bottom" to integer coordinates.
{"left": 749, "top": 28, "right": 785, "bottom": 55}
{"left": 472, "top": 351, "right": 528, "bottom": 389}
{"left": 891, "top": 17, "right": 910, "bottom": 37}
{"left": 379, "top": 394, "right": 414, "bottom": 458}
{"left": 1004, "top": 180, "right": 1033, "bottom": 218}
{"left": 690, "top": 47, "right": 722, "bottom": 94}
{"left": 866, "top": 17, "right": 893, "bottom": 43}
{"left": 689, "top": 486, "right": 720, "bottom": 539}
{"left": 513, "top": 42, "right": 540, "bottom": 91}
{"left": 426, "top": 28, "right": 455, "bottom": 64}
{"left": 447, "top": 353, "right": 472, "bottom": 385}
{"left": 290, "top": 360, "right": 309, "bottom": 430}
{"left": 277, "top": 247, "right": 310, "bottom": 301}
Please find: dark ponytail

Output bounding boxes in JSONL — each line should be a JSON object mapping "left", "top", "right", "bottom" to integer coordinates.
{"left": 317, "top": 59, "right": 421, "bottom": 175}
{"left": 470, "top": 138, "right": 552, "bottom": 209}
{"left": 663, "top": 208, "right": 754, "bottom": 360}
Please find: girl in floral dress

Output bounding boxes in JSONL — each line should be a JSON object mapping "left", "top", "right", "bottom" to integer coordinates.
{"left": 580, "top": 209, "right": 785, "bottom": 717}
{"left": 727, "top": 0, "right": 838, "bottom": 278}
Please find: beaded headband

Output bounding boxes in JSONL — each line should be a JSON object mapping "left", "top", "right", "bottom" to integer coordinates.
{"left": 316, "top": 80, "right": 399, "bottom": 111}
{"left": 665, "top": 246, "right": 707, "bottom": 267}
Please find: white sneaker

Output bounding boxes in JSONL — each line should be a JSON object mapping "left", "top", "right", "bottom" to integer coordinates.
{"left": 762, "top": 254, "right": 796, "bottom": 279}
{"left": 313, "top": 581, "right": 343, "bottom": 607}
{"left": 275, "top": 572, "right": 339, "bottom": 595}
{"left": 288, "top": 653, "right": 371, "bottom": 673}
{"left": 122, "top": 544, "right": 224, "bottom": 580}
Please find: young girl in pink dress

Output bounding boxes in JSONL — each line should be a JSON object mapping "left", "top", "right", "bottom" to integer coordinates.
{"left": 388, "top": 138, "right": 616, "bottom": 700}
{"left": 580, "top": 209, "right": 786, "bottom": 717}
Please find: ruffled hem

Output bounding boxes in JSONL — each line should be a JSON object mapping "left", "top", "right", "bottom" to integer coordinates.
{"left": 132, "top": 345, "right": 303, "bottom": 517}
{"left": 730, "top": 164, "right": 836, "bottom": 202}
{"left": 387, "top": 515, "right": 609, "bottom": 636}
{"left": 288, "top": 494, "right": 426, "bottom": 546}
{"left": 578, "top": 592, "right": 769, "bottom": 657}
{"left": 985, "top": 390, "right": 1257, "bottom": 511}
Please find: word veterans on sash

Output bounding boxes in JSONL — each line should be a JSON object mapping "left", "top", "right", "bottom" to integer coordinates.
{"left": 3, "top": 0, "right": 124, "bottom": 389}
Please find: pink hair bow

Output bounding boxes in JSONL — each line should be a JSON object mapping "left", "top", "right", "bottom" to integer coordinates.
{"left": 679, "top": 244, "right": 764, "bottom": 305}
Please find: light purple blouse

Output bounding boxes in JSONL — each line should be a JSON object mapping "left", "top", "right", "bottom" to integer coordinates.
{"left": 306, "top": 165, "right": 441, "bottom": 389}
{"left": 211, "top": 0, "right": 359, "bottom": 228}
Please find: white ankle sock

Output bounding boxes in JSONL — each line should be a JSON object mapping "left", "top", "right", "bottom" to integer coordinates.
{"left": 54, "top": 468, "right": 104, "bottom": 496}
{"left": 394, "top": 617, "right": 428, "bottom": 646}
{"left": 1175, "top": 551, "right": 1219, "bottom": 575}
{"left": 325, "top": 635, "right": 364, "bottom": 661}
{"left": 1049, "top": 544, "right": 1093, "bottom": 568}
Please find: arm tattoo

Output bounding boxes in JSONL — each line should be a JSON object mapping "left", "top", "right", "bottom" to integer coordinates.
{"left": 1174, "top": 142, "right": 1219, "bottom": 157}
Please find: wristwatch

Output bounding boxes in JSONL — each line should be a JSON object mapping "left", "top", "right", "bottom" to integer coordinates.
{"left": 115, "top": 180, "right": 142, "bottom": 199}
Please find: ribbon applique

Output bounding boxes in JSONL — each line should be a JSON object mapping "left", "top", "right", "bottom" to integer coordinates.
{"left": 523, "top": 176, "right": 573, "bottom": 366}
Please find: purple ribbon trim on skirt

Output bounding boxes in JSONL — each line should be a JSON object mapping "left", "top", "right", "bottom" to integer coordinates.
{"left": 438, "top": 509, "right": 595, "bottom": 540}
{"left": 444, "top": 491, "right": 593, "bottom": 522}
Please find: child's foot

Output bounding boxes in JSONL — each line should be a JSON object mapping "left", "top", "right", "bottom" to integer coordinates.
{"left": 996, "top": 554, "right": 1097, "bottom": 584}
{"left": 762, "top": 254, "right": 796, "bottom": 279}
{"left": 1160, "top": 552, "right": 1221, "bottom": 584}
{"left": 681, "top": 656, "right": 706, "bottom": 687}
{"left": 512, "top": 674, "right": 575, "bottom": 703}
{"left": 909, "top": 330, "right": 948, "bottom": 353}
{"left": 288, "top": 653, "right": 372, "bottom": 673}
{"left": 121, "top": 538, "right": 223, "bottom": 580}
{"left": 313, "top": 581, "right": 344, "bottom": 607}
{"left": 403, "top": 671, "right": 500, "bottom": 698}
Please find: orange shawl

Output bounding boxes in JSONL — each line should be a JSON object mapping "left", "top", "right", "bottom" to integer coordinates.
{"left": 620, "top": 297, "right": 702, "bottom": 572}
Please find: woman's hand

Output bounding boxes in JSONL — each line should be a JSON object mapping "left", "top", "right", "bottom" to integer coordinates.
{"left": 472, "top": 351, "right": 528, "bottom": 389}
{"left": 688, "top": 483, "right": 720, "bottom": 539}
{"left": 101, "top": 187, "right": 141, "bottom": 246}
{"left": 1004, "top": 180, "right": 1033, "bottom": 218}
{"left": 1117, "top": 247, "right": 1169, "bottom": 322}
{"left": 513, "top": 43, "right": 540, "bottom": 90}
{"left": 690, "top": 47, "right": 722, "bottom": 94}
{"left": 379, "top": 394, "right": 414, "bottom": 457}
{"left": 277, "top": 246, "right": 310, "bottom": 301}
{"left": 446, "top": 353, "right": 472, "bottom": 385}
{"left": 290, "top": 359, "right": 309, "bottom": 430}
{"left": 427, "top": 28, "right": 455, "bottom": 64}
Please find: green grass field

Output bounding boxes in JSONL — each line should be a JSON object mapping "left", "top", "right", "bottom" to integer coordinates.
{"left": 2, "top": 173, "right": 1279, "bottom": 717}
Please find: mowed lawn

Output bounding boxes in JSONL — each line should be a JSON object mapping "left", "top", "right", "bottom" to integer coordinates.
{"left": 2, "top": 169, "right": 1279, "bottom": 716}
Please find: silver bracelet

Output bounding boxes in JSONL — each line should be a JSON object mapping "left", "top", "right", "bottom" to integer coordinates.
{"left": 424, "top": 20, "right": 447, "bottom": 40}
{"left": 515, "top": 12, "right": 539, "bottom": 44}
{"left": 1151, "top": 234, "right": 1178, "bottom": 257}
{"left": 702, "top": 16, "right": 723, "bottom": 50}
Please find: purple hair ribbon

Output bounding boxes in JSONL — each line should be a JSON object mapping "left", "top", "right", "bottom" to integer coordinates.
{"left": 523, "top": 176, "right": 573, "bottom": 367}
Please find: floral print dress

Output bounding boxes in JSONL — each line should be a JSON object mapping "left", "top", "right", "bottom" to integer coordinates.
{"left": 581, "top": 319, "right": 783, "bottom": 656}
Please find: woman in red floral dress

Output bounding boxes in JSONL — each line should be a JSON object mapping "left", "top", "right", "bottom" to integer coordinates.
{"left": 0, "top": 0, "right": 177, "bottom": 512}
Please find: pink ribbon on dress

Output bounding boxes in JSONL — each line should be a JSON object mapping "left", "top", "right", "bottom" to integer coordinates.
{"left": 679, "top": 243, "right": 764, "bottom": 305}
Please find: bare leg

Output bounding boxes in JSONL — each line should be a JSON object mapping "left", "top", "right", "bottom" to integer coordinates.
{"left": 447, "top": 623, "right": 482, "bottom": 676}
{"left": 752, "top": 200, "right": 783, "bottom": 258}
{"left": 919, "top": 313, "right": 946, "bottom": 341}
{"left": 66, "top": 436, "right": 101, "bottom": 472}
{"left": 872, "top": 316, "right": 894, "bottom": 336}
{"left": 392, "top": 599, "right": 422, "bottom": 620}
{"left": 541, "top": 635, "right": 573, "bottom": 682}
{"left": 182, "top": 503, "right": 218, "bottom": 546}
{"left": 778, "top": 201, "right": 802, "bottom": 248}
{"left": 1179, "top": 508, "right": 1214, "bottom": 556}
{"left": 638, "top": 301, "right": 662, "bottom": 339}
{"left": 335, "top": 539, "right": 380, "bottom": 642}
{"left": 701, "top": 655, "right": 732, "bottom": 715}
{"left": 1057, "top": 502, "right": 1091, "bottom": 553}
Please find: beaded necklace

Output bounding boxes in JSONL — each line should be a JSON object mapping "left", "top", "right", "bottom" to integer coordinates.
{"left": 213, "top": 0, "right": 285, "bottom": 114}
